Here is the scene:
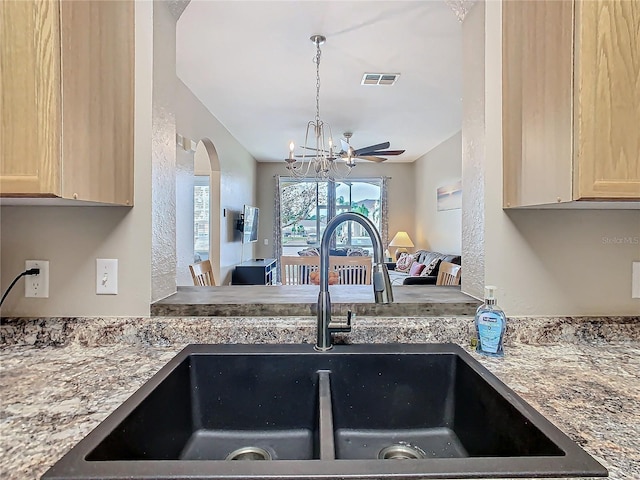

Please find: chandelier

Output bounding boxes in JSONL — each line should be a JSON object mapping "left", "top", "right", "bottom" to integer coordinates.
{"left": 285, "top": 35, "right": 354, "bottom": 180}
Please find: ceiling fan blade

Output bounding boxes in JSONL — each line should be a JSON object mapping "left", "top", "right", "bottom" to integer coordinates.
{"left": 340, "top": 138, "right": 350, "bottom": 153}
{"left": 354, "top": 142, "right": 390, "bottom": 156}
{"left": 356, "top": 155, "right": 387, "bottom": 163}
{"left": 366, "top": 149, "right": 405, "bottom": 156}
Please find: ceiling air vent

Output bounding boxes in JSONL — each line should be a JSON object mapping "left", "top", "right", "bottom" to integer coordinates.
{"left": 361, "top": 73, "right": 400, "bottom": 86}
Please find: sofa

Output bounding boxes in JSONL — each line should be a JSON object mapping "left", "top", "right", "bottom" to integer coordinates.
{"left": 387, "top": 250, "right": 461, "bottom": 285}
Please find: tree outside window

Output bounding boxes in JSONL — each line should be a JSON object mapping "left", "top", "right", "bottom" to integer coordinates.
{"left": 280, "top": 178, "right": 382, "bottom": 256}
{"left": 194, "top": 176, "right": 210, "bottom": 262}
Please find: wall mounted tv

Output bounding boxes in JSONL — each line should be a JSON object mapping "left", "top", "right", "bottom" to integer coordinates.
{"left": 237, "top": 205, "right": 259, "bottom": 243}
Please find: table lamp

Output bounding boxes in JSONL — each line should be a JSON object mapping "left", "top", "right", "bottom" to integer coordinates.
{"left": 389, "top": 231, "right": 414, "bottom": 260}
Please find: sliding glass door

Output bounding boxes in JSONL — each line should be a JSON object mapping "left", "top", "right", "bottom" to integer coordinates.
{"left": 279, "top": 178, "right": 383, "bottom": 256}
{"left": 335, "top": 180, "right": 382, "bottom": 251}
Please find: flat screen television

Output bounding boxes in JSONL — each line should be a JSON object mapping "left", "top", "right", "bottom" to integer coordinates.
{"left": 241, "top": 205, "right": 259, "bottom": 243}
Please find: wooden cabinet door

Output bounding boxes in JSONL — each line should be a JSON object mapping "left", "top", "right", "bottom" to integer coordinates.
{"left": 0, "top": 0, "right": 61, "bottom": 196}
{"left": 574, "top": 0, "right": 640, "bottom": 199}
{"left": 502, "top": 0, "right": 574, "bottom": 207}
{"left": 1, "top": 0, "right": 133, "bottom": 205}
{"left": 59, "top": 0, "right": 134, "bottom": 205}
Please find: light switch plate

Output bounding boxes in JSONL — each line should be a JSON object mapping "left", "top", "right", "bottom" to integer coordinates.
{"left": 632, "top": 262, "right": 640, "bottom": 299}
{"left": 96, "top": 259, "right": 118, "bottom": 295}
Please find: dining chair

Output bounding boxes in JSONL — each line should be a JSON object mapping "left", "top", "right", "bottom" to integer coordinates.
{"left": 280, "top": 256, "right": 320, "bottom": 285}
{"left": 189, "top": 260, "right": 215, "bottom": 286}
{"left": 436, "top": 261, "right": 461, "bottom": 286}
{"left": 330, "top": 256, "right": 372, "bottom": 285}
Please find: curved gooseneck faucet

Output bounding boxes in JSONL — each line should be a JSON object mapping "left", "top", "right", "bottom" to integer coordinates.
{"left": 316, "top": 212, "right": 394, "bottom": 351}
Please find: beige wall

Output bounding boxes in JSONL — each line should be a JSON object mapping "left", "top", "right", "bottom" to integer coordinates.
{"left": 175, "top": 141, "right": 195, "bottom": 287}
{"left": 144, "top": 2, "right": 259, "bottom": 290}
{"left": 176, "top": 80, "right": 258, "bottom": 285}
{"left": 254, "top": 162, "right": 416, "bottom": 259}
{"left": 461, "top": 0, "right": 486, "bottom": 300}
{"left": 0, "top": 1, "right": 154, "bottom": 317}
{"left": 0, "top": 1, "right": 258, "bottom": 315}
{"left": 2, "top": 1, "right": 637, "bottom": 318}
{"left": 414, "top": 131, "right": 462, "bottom": 254}
{"left": 151, "top": 2, "right": 178, "bottom": 302}
{"left": 462, "top": 0, "right": 640, "bottom": 315}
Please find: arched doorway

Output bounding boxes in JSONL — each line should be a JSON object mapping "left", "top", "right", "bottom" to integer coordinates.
{"left": 194, "top": 139, "right": 221, "bottom": 285}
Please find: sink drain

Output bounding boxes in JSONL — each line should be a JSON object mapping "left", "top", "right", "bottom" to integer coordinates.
{"left": 225, "top": 447, "right": 272, "bottom": 461}
{"left": 378, "top": 443, "right": 426, "bottom": 460}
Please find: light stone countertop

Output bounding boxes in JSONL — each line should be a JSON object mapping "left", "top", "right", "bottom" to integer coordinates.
{"left": 1, "top": 315, "right": 638, "bottom": 480}
{"left": 1, "top": 341, "right": 639, "bottom": 480}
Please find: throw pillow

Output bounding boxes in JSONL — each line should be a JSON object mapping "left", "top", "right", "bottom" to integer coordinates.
{"left": 395, "top": 253, "right": 415, "bottom": 273}
{"left": 419, "top": 258, "right": 441, "bottom": 276}
{"left": 346, "top": 247, "right": 366, "bottom": 257}
{"left": 420, "top": 252, "right": 442, "bottom": 268}
{"left": 409, "top": 262, "right": 426, "bottom": 276}
{"left": 298, "top": 247, "right": 319, "bottom": 256}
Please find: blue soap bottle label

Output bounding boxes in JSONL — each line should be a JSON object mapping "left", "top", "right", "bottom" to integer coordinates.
{"left": 477, "top": 312, "right": 503, "bottom": 354}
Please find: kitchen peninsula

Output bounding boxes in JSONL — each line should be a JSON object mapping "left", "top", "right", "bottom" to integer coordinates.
{"left": 151, "top": 284, "right": 481, "bottom": 317}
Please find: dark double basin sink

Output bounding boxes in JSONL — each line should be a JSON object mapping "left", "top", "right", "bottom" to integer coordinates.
{"left": 43, "top": 343, "right": 606, "bottom": 479}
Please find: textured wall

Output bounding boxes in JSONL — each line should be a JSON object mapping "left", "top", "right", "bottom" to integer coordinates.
{"left": 254, "top": 162, "right": 417, "bottom": 260}
{"left": 175, "top": 146, "right": 195, "bottom": 287}
{"left": 460, "top": 0, "right": 486, "bottom": 300}
{"left": 150, "top": 3, "right": 178, "bottom": 302}
{"left": 175, "top": 80, "right": 257, "bottom": 285}
{"left": 414, "top": 131, "right": 463, "bottom": 254}
{"left": 0, "top": 2, "right": 154, "bottom": 317}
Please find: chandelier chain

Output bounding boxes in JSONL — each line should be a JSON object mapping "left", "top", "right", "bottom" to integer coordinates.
{"left": 315, "top": 41, "right": 321, "bottom": 124}
{"left": 285, "top": 34, "right": 353, "bottom": 180}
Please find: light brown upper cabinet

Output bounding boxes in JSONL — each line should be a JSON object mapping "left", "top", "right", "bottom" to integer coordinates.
{"left": 0, "top": 0, "right": 134, "bottom": 205}
{"left": 503, "top": 0, "right": 640, "bottom": 208}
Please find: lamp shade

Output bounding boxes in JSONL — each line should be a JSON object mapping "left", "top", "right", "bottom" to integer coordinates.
{"left": 389, "top": 231, "right": 414, "bottom": 248}
{"left": 389, "top": 231, "right": 414, "bottom": 260}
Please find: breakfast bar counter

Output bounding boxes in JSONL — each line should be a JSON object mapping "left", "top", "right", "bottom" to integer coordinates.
{"left": 151, "top": 284, "right": 481, "bottom": 317}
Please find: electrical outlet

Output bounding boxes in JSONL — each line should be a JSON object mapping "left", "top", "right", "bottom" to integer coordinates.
{"left": 96, "top": 259, "right": 118, "bottom": 295}
{"left": 25, "top": 260, "right": 49, "bottom": 298}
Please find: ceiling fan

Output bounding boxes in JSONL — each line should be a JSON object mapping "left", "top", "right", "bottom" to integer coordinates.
{"left": 295, "top": 132, "right": 405, "bottom": 164}
{"left": 338, "top": 132, "right": 405, "bottom": 163}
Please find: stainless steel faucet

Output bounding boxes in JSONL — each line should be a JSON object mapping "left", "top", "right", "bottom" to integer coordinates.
{"left": 316, "top": 212, "right": 394, "bottom": 351}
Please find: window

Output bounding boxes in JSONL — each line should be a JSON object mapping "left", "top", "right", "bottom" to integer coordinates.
{"left": 280, "top": 178, "right": 383, "bottom": 256}
{"left": 194, "top": 176, "right": 210, "bottom": 262}
{"left": 335, "top": 180, "right": 382, "bottom": 250}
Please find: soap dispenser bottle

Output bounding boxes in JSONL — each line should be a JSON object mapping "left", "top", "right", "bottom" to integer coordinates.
{"left": 474, "top": 286, "right": 506, "bottom": 357}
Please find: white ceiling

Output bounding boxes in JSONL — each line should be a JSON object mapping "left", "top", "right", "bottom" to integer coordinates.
{"left": 176, "top": 1, "right": 463, "bottom": 163}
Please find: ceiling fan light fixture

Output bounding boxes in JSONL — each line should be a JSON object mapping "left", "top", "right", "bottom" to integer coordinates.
{"left": 285, "top": 35, "right": 354, "bottom": 180}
